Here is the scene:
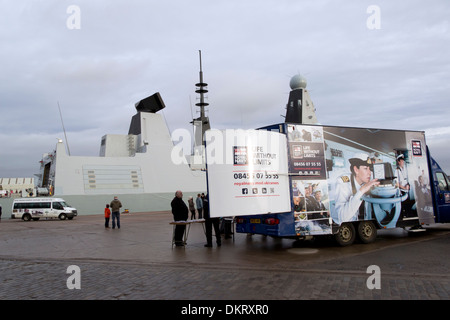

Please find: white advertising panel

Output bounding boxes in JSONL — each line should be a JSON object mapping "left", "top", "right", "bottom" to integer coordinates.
{"left": 205, "top": 129, "right": 291, "bottom": 218}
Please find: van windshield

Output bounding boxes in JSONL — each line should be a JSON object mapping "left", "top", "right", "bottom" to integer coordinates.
{"left": 53, "top": 201, "right": 70, "bottom": 209}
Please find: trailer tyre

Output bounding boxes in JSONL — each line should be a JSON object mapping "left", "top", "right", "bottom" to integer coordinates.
{"left": 357, "top": 221, "right": 377, "bottom": 244}
{"left": 335, "top": 223, "right": 356, "bottom": 246}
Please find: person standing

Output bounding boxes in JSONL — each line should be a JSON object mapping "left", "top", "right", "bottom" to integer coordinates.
{"left": 171, "top": 190, "right": 189, "bottom": 246}
{"left": 104, "top": 204, "right": 111, "bottom": 228}
{"left": 203, "top": 194, "right": 221, "bottom": 247}
{"left": 196, "top": 193, "right": 203, "bottom": 219}
{"left": 188, "top": 196, "right": 196, "bottom": 220}
{"left": 110, "top": 196, "right": 122, "bottom": 229}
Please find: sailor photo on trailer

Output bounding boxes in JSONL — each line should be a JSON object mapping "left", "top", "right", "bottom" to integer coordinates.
{"left": 332, "top": 153, "right": 380, "bottom": 225}
{"left": 395, "top": 153, "right": 415, "bottom": 218}
{"left": 293, "top": 179, "right": 331, "bottom": 235}
{"left": 414, "top": 167, "right": 433, "bottom": 214}
{"left": 292, "top": 180, "right": 313, "bottom": 213}
{"left": 302, "top": 181, "right": 316, "bottom": 211}
{"left": 288, "top": 125, "right": 312, "bottom": 142}
{"left": 309, "top": 186, "right": 329, "bottom": 219}
{"left": 288, "top": 125, "right": 302, "bottom": 141}
{"left": 396, "top": 154, "right": 409, "bottom": 192}
{"left": 287, "top": 124, "right": 323, "bottom": 143}
{"left": 394, "top": 149, "right": 431, "bottom": 221}
{"left": 323, "top": 126, "right": 434, "bottom": 228}
{"left": 292, "top": 179, "right": 329, "bottom": 215}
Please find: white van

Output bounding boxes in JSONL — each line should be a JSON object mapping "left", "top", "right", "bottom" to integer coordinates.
{"left": 11, "top": 198, "right": 78, "bottom": 221}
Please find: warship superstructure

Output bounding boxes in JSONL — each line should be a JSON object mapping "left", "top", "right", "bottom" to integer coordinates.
{"left": 35, "top": 54, "right": 213, "bottom": 214}
{"left": 37, "top": 91, "right": 206, "bottom": 197}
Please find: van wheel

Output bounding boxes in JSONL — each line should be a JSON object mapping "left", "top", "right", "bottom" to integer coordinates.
{"left": 335, "top": 223, "right": 355, "bottom": 246}
{"left": 22, "top": 214, "right": 32, "bottom": 221}
{"left": 357, "top": 221, "right": 377, "bottom": 244}
{"left": 59, "top": 213, "right": 67, "bottom": 220}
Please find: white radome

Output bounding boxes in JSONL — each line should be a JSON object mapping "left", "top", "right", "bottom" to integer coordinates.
{"left": 289, "top": 74, "right": 307, "bottom": 90}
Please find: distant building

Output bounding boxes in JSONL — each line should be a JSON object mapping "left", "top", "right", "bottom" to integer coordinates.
{"left": 0, "top": 177, "right": 35, "bottom": 197}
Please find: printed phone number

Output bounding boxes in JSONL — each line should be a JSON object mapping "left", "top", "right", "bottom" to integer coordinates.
{"left": 233, "top": 172, "right": 279, "bottom": 179}
{"left": 293, "top": 161, "right": 322, "bottom": 167}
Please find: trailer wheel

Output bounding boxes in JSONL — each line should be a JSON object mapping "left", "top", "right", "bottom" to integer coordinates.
{"left": 357, "top": 221, "right": 377, "bottom": 244}
{"left": 335, "top": 223, "right": 355, "bottom": 246}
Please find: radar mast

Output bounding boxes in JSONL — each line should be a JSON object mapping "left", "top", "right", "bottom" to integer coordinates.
{"left": 190, "top": 50, "right": 210, "bottom": 170}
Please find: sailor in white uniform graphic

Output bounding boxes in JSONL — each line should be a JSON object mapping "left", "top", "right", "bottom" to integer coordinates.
{"left": 333, "top": 153, "right": 380, "bottom": 225}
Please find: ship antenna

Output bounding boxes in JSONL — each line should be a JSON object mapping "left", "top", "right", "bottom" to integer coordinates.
{"left": 57, "top": 101, "right": 71, "bottom": 155}
{"left": 195, "top": 50, "right": 210, "bottom": 142}
{"left": 189, "top": 95, "right": 195, "bottom": 154}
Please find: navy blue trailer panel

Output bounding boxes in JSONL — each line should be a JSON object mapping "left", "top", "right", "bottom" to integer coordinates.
{"left": 429, "top": 153, "right": 450, "bottom": 223}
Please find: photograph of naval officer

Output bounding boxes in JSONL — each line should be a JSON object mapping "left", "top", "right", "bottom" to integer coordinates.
{"left": 395, "top": 154, "right": 410, "bottom": 192}
{"left": 395, "top": 153, "right": 416, "bottom": 219}
{"left": 332, "top": 153, "right": 380, "bottom": 225}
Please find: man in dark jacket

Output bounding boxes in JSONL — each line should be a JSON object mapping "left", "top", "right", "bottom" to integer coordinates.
{"left": 171, "top": 190, "right": 189, "bottom": 246}
{"left": 203, "top": 194, "right": 221, "bottom": 247}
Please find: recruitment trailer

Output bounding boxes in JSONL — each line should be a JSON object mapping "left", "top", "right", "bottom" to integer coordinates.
{"left": 205, "top": 123, "right": 449, "bottom": 246}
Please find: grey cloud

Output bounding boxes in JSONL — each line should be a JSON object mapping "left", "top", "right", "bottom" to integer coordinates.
{"left": 0, "top": 0, "right": 449, "bottom": 177}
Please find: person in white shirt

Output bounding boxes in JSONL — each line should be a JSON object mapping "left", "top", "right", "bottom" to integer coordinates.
{"left": 396, "top": 154, "right": 410, "bottom": 192}
{"left": 333, "top": 153, "right": 380, "bottom": 225}
{"left": 395, "top": 154, "right": 416, "bottom": 218}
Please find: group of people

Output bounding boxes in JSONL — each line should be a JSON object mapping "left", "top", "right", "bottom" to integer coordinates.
{"left": 293, "top": 183, "right": 327, "bottom": 212}
{"left": 104, "top": 196, "right": 122, "bottom": 229}
{"left": 187, "top": 193, "right": 205, "bottom": 220}
{"left": 102, "top": 192, "right": 225, "bottom": 248}
{"left": 171, "top": 190, "right": 224, "bottom": 247}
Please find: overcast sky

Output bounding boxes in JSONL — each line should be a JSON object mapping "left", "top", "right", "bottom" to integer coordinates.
{"left": 1, "top": 0, "right": 449, "bottom": 179}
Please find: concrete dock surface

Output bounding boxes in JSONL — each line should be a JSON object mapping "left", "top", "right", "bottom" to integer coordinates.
{"left": 0, "top": 211, "right": 449, "bottom": 301}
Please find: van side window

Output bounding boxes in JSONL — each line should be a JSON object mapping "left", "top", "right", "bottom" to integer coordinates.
{"left": 53, "top": 202, "right": 63, "bottom": 210}
{"left": 436, "top": 172, "right": 449, "bottom": 192}
{"left": 13, "top": 202, "right": 51, "bottom": 209}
